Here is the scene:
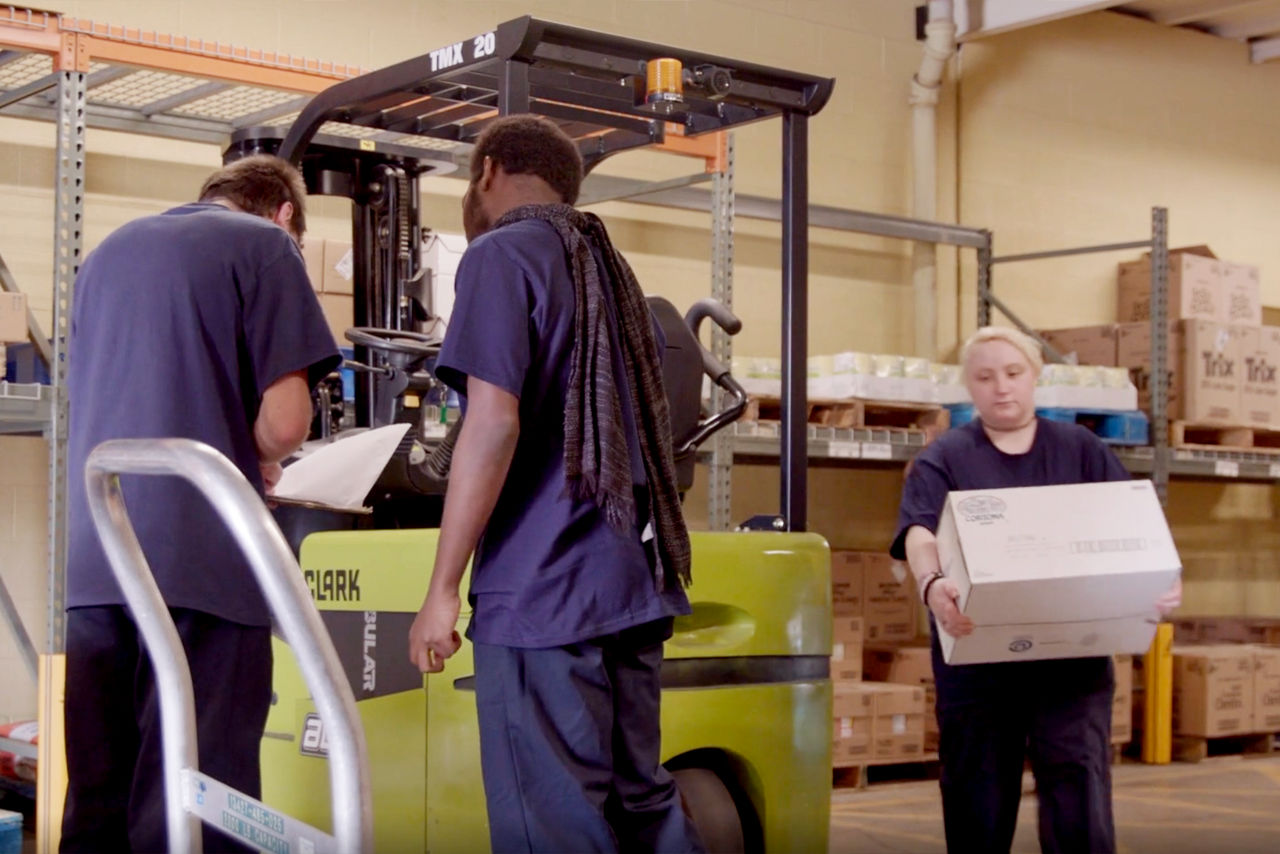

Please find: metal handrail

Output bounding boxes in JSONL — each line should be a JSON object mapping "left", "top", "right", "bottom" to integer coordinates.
{"left": 84, "top": 438, "right": 372, "bottom": 854}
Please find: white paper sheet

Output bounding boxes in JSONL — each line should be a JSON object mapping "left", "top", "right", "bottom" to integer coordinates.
{"left": 273, "top": 423, "right": 411, "bottom": 510}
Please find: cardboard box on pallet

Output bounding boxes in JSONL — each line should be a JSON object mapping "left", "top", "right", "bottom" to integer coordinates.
{"left": 867, "top": 683, "right": 926, "bottom": 761}
{"left": 1239, "top": 326, "right": 1280, "bottom": 429}
{"left": 1252, "top": 646, "right": 1280, "bottom": 732}
{"left": 863, "top": 555, "right": 916, "bottom": 643}
{"left": 1117, "top": 320, "right": 1244, "bottom": 425}
{"left": 1118, "top": 250, "right": 1221, "bottom": 324}
{"left": 1037, "top": 325, "right": 1118, "bottom": 366}
{"left": 864, "top": 643, "right": 939, "bottom": 752}
{"left": 934, "top": 480, "right": 1182, "bottom": 665}
{"left": 322, "top": 240, "right": 355, "bottom": 295}
{"left": 1112, "top": 655, "right": 1134, "bottom": 744}
{"left": 1172, "top": 645, "right": 1255, "bottom": 737}
{"left": 319, "top": 293, "right": 353, "bottom": 346}
{"left": 832, "top": 616, "right": 864, "bottom": 683}
{"left": 1221, "top": 262, "right": 1263, "bottom": 327}
{"left": 832, "top": 684, "right": 874, "bottom": 766}
{"left": 0, "top": 292, "right": 26, "bottom": 343}
{"left": 300, "top": 239, "right": 325, "bottom": 291}
{"left": 1174, "top": 616, "right": 1280, "bottom": 646}
{"left": 831, "top": 551, "right": 864, "bottom": 617}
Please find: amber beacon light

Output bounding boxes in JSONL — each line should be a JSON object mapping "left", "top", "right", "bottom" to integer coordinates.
{"left": 645, "top": 57, "right": 684, "bottom": 105}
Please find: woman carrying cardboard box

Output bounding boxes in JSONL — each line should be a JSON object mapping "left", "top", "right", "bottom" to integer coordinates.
{"left": 891, "top": 326, "right": 1182, "bottom": 854}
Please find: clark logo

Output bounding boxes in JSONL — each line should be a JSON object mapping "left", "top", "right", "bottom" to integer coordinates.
{"left": 958, "top": 495, "right": 1007, "bottom": 524}
{"left": 1008, "top": 638, "right": 1033, "bottom": 654}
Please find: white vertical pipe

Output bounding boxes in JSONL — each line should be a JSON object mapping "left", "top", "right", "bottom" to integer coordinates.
{"left": 910, "top": 0, "right": 957, "bottom": 358}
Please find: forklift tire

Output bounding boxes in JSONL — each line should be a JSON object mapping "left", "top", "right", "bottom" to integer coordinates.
{"left": 672, "top": 767, "right": 746, "bottom": 854}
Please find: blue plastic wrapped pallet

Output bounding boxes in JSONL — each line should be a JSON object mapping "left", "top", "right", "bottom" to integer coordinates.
{"left": 3, "top": 342, "right": 50, "bottom": 385}
{"left": 0, "top": 809, "right": 21, "bottom": 854}
{"left": 946, "top": 403, "right": 1148, "bottom": 446}
{"left": 339, "top": 347, "right": 355, "bottom": 402}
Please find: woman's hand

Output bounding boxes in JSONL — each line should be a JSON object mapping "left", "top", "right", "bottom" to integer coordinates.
{"left": 1155, "top": 578, "right": 1182, "bottom": 618}
{"left": 928, "top": 578, "right": 974, "bottom": 638}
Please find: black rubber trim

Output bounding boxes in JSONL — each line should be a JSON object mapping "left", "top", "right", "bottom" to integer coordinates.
{"left": 453, "top": 655, "right": 829, "bottom": 693}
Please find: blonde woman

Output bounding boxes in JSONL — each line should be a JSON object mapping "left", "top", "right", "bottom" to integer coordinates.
{"left": 891, "top": 326, "right": 1181, "bottom": 854}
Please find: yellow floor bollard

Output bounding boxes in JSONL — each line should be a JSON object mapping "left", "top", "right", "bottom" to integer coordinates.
{"left": 36, "top": 654, "right": 66, "bottom": 854}
{"left": 1141, "top": 622, "right": 1173, "bottom": 764}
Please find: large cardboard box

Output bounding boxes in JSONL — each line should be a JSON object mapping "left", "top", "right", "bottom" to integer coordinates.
{"left": 831, "top": 617, "right": 864, "bottom": 682}
{"left": 867, "top": 683, "right": 926, "bottom": 761}
{"left": 1253, "top": 646, "right": 1280, "bottom": 732}
{"left": 863, "top": 555, "right": 916, "bottom": 643}
{"left": 1112, "top": 654, "right": 1133, "bottom": 744}
{"left": 300, "top": 240, "right": 325, "bottom": 292}
{"left": 322, "top": 240, "right": 355, "bottom": 295}
{"left": 319, "top": 293, "right": 352, "bottom": 345}
{"left": 0, "top": 292, "right": 26, "bottom": 343}
{"left": 1118, "top": 252, "right": 1221, "bottom": 324}
{"left": 831, "top": 551, "right": 864, "bottom": 617}
{"left": 1221, "top": 262, "right": 1262, "bottom": 327}
{"left": 1184, "top": 321, "right": 1246, "bottom": 424}
{"left": 864, "top": 643, "right": 938, "bottom": 752}
{"left": 832, "top": 685, "right": 874, "bottom": 766}
{"left": 1173, "top": 645, "right": 1254, "bottom": 737}
{"left": 1117, "top": 320, "right": 1243, "bottom": 424}
{"left": 1038, "top": 325, "right": 1118, "bottom": 366}
{"left": 934, "top": 480, "right": 1182, "bottom": 665}
{"left": 1116, "top": 320, "right": 1181, "bottom": 418}
{"left": 1239, "top": 326, "right": 1280, "bottom": 429}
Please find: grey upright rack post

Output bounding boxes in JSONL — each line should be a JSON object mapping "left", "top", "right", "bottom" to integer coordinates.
{"left": 84, "top": 438, "right": 373, "bottom": 854}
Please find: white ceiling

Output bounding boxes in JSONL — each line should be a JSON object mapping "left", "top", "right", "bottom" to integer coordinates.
{"left": 954, "top": 0, "right": 1280, "bottom": 63}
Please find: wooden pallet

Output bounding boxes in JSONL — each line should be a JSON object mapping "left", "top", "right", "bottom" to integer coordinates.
{"left": 746, "top": 396, "right": 949, "bottom": 433}
{"left": 1171, "top": 422, "right": 1280, "bottom": 454}
{"left": 832, "top": 752, "right": 941, "bottom": 790}
{"left": 1172, "top": 731, "right": 1278, "bottom": 763}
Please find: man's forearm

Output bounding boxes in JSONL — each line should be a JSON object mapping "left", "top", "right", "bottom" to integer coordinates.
{"left": 428, "top": 415, "right": 519, "bottom": 596}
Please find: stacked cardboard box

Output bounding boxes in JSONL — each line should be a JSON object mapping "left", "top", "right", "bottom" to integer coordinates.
{"left": 300, "top": 239, "right": 356, "bottom": 344}
{"left": 0, "top": 292, "right": 26, "bottom": 343}
{"left": 1172, "top": 645, "right": 1255, "bottom": 737}
{"left": 863, "top": 643, "right": 938, "bottom": 752}
{"left": 1112, "top": 655, "right": 1133, "bottom": 745}
{"left": 1173, "top": 616, "right": 1280, "bottom": 646}
{"left": 831, "top": 616, "right": 863, "bottom": 683}
{"left": 832, "top": 684, "right": 873, "bottom": 766}
{"left": 1254, "top": 646, "right": 1280, "bottom": 732}
{"left": 1038, "top": 325, "right": 1118, "bottom": 366}
{"left": 1111, "top": 248, "right": 1277, "bottom": 429}
{"left": 832, "top": 682, "right": 926, "bottom": 766}
{"left": 830, "top": 551, "right": 917, "bottom": 643}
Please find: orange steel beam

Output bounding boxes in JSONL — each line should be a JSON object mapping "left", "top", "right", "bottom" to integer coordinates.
{"left": 66, "top": 19, "right": 362, "bottom": 92}
{"left": 655, "top": 125, "right": 727, "bottom": 173}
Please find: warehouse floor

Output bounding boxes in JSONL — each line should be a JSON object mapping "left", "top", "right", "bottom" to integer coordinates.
{"left": 830, "top": 755, "right": 1280, "bottom": 853}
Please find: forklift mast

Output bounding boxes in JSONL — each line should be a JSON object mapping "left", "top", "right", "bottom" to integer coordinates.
{"left": 227, "top": 15, "right": 833, "bottom": 531}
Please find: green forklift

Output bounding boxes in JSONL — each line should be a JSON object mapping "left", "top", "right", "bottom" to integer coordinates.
{"left": 227, "top": 17, "right": 836, "bottom": 852}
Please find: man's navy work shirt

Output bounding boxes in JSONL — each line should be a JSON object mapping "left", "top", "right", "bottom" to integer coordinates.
{"left": 435, "top": 218, "right": 691, "bottom": 649}
{"left": 891, "top": 417, "right": 1133, "bottom": 698}
{"left": 67, "top": 203, "right": 341, "bottom": 627}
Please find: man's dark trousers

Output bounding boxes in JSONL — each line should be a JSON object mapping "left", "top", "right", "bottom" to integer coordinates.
{"left": 60, "top": 605, "right": 272, "bottom": 853}
{"left": 473, "top": 617, "right": 705, "bottom": 854}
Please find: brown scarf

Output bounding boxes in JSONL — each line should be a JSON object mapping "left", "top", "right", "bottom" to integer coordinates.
{"left": 493, "top": 203, "right": 692, "bottom": 590}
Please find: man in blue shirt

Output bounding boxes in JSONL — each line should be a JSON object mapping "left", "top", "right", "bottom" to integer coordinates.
{"left": 62, "top": 156, "right": 340, "bottom": 853}
{"left": 407, "top": 116, "right": 704, "bottom": 853}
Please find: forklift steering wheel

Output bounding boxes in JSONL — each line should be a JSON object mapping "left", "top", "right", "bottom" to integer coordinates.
{"left": 344, "top": 327, "right": 441, "bottom": 358}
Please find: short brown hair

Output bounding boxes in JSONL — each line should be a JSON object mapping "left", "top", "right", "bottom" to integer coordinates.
{"left": 199, "top": 155, "right": 307, "bottom": 236}
{"left": 470, "top": 115, "right": 583, "bottom": 204}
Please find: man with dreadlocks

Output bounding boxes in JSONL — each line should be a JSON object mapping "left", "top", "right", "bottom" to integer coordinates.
{"left": 407, "top": 115, "right": 705, "bottom": 853}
